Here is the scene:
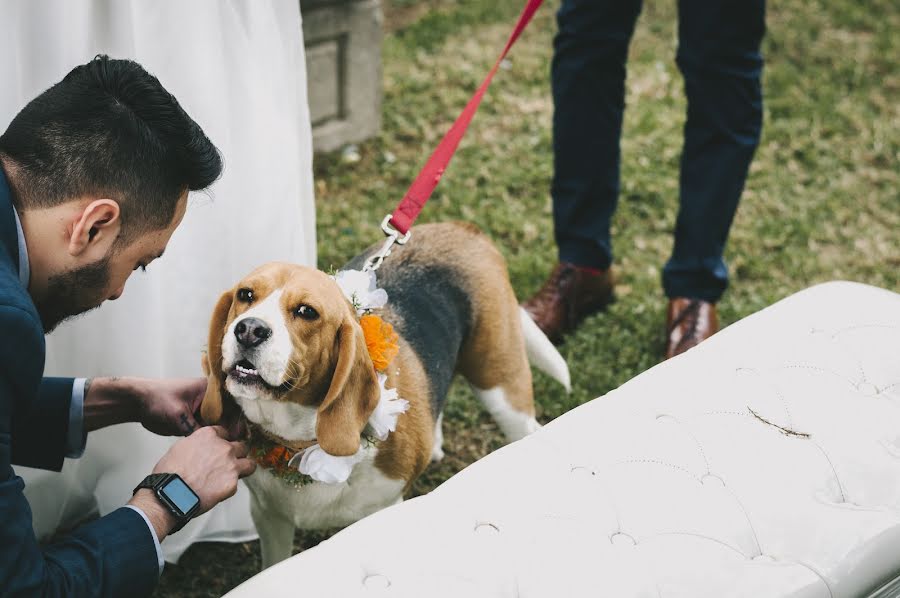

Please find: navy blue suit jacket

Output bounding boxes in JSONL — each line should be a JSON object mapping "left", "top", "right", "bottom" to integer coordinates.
{"left": 0, "top": 169, "right": 159, "bottom": 597}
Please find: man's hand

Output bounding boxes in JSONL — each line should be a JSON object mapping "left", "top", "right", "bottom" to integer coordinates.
{"left": 128, "top": 426, "right": 256, "bottom": 540}
{"left": 85, "top": 377, "right": 206, "bottom": 436}
{"left": 136, "top": 376, "right": 247, "bottom": 439}
{"left": 85, "top": 377, "right": 246, "bottom": 439}
{"left": 134, "top": 377, "right": 206, "bottom": 436}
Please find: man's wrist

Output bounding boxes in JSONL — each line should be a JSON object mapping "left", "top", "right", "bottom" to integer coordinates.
{"left": 128, "top": 488, "right": 177, "bottom": 542}
{"left": 83, "top": 377, "right": 144, "bottom": 432}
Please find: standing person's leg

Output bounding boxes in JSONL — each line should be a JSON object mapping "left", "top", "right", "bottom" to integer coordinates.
{"left": 524, "top": 0, "right": 643, "bottom": 344}
{"left": 664, "top": 0, "right": 766, "bottom": 358}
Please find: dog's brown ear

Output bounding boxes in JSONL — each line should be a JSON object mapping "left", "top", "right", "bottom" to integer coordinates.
{"left": 200, "top": 290, "right": 234, "bottom": 424}
{"left": 316, "top": 316, "right": 380, "bottom": 456}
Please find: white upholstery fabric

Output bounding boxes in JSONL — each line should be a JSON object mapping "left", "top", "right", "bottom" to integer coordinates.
{"left": 226, "top": 282, "right": 900, "bottom": 598}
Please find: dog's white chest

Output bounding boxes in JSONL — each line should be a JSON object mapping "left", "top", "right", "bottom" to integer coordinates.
{"left": 236, "top": 396, "right": 318, "bottom": 442}
{"left": 245, "top": 449, "right": 405, "bottom": 530}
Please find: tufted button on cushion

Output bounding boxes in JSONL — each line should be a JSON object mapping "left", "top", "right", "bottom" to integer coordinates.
{"left": 857, "top": 382, "right": 879, "bottom": 397}
{"left": 474, "top": 522, "right": 500, "bottom": 535}
{"left": 363, "top": 574, "right": 391, "bottom": 590}
{"left": 701, "top": 473, "right": 726, "bottom": 488}
{"left": 610, "top": 532, "right": 637, "bottom": 546}
{"left": 225, "top": 282, "right": 900, "bottom": 598}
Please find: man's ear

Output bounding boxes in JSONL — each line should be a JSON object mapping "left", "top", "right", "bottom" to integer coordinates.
{"left": 200, "top": 290, "right": 235, "bottom": 424}
{"left": 315, "top": 316, "right": 380, "bottom": 456}
{"left": 68, "top": 199, "right": 121, "bottom": 256}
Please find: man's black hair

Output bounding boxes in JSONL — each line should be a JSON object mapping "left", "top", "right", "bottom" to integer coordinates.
{"left": 0, "top": 55, "right": 222, "bottom": 243}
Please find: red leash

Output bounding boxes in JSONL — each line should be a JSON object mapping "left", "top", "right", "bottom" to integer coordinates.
{"left": 363, "top": 0, "right": 545, "bottom": 272}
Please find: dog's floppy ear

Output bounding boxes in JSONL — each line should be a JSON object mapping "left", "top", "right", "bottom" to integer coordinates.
{"left": 200, "top": 290, "right": 234, "bottom": 424}
{"left": 316, "top": 316, "right": 380, "bottom": 456}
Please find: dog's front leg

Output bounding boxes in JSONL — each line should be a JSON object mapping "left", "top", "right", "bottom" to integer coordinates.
{"left": 251, "top": 498, "right": 296, "bottom": 570}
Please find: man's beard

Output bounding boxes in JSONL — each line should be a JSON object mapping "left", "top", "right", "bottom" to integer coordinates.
{"left": 35, "top": 256, "right": 112, "bottom": 333}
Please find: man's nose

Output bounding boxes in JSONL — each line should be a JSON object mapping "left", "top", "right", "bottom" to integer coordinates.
{"left": 234, "top": 317, "right": 272, "bottom": 348}
{"left": 108, "top": 286, "right": 125, "bottom": 301}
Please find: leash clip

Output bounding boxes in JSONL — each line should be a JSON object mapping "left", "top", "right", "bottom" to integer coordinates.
{"left": 363, "top": 215, "right": 412, "bottom": 272}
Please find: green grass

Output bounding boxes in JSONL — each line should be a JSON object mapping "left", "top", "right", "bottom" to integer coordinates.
{"left": 155, "top": 0, "right": 898, "bottom": 594}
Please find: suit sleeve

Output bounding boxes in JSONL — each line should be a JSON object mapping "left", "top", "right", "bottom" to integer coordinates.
{"left": 0, "top": 306, "right": 160, "bottom": 596}
{"left": 10, "top": 376, "right": 75, "bottom": 471}
{"left": 4, "top": 303, "right": 73, "bottom": 471}
{"left": 0, "top": 474, "right": 160, "bottom": 597}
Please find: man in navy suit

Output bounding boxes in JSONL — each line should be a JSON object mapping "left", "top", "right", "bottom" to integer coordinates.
{"left": 0, "top": 56, "right": 255, "bottom": 596}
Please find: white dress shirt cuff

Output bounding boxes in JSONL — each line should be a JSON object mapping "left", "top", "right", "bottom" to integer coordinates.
{"left": 65, "top": 378, "right": 87, "bottom": 458}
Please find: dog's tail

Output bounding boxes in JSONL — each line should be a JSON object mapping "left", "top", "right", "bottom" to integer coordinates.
{"left": 519, "top": 307, "right": 571, "bottom": 393}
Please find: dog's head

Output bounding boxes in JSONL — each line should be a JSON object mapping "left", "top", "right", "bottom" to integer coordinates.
{"left": 200, "top": 262, "right": 380, "bottom": 456}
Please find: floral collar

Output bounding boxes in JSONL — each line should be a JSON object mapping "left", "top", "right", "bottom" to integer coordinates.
{"left": 249, "top": 269, "right": 408, "bottom": 487}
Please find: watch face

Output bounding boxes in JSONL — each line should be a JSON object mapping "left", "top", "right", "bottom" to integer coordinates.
{"left": 161, "top": 476, "right": 200, "bottom": 515}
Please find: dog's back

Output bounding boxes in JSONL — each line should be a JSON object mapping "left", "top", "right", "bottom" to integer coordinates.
{"left": 345, "top": 222, "right": 497, "bottom": 415}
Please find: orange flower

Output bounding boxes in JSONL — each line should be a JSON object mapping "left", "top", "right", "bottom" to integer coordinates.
{"left": 259, "top": 445, "right": 293, "bottom": 471}
{"left": 360, "top": 314, "right": 399, "bottom": 371}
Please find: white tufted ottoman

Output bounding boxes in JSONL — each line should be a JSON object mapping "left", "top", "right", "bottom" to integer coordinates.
{"left": 224, "top": 282, "right": 900, "bottom": 598}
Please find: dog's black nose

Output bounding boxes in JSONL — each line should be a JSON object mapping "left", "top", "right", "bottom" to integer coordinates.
{"left": 234, "top": 317, "right": 271, "bottom": 348}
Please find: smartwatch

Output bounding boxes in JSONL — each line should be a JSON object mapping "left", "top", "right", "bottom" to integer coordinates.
{"left": 133, "top": 473, "right": 201, "bottom": 533}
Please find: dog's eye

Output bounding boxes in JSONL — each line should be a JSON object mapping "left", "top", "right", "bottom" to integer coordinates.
{"left": 294, "top": 305, "right": 319, "bottom": 320}
{"left": 237, "top": 288, "right": 254, "bottom": 304}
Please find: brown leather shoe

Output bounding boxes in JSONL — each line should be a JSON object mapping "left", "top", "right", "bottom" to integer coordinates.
{"left": 522, "top": 263, "right": 615, "bottom": 344}
{"left": 665, "top": 297, "right": 718, "bottom": 359}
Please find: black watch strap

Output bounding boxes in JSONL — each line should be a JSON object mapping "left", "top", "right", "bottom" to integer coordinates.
{"left": 133, "top": 473, "right": 170, "bottom": 494}
{"left": 133, "top": 473, "right": 196, "bottom": 533}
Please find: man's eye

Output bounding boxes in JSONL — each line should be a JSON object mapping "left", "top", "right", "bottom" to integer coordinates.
{"left": 237, "top": 288, "right": 254, "bottom": 303}
{"left": 294, "top": 305, "right": 319, "bottom": 320}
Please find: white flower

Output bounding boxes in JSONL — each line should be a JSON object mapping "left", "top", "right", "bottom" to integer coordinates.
{"left": 368, "top": 373, "right": 410, "bottom": 440}
{"left": 286, "top": 373, "right": 409, "bottom": 485}
{"left": 333, "top": 269, "right": 388, "bottom": 315}
{"left": 290, "top": 444, "right": 365, "bottom": 484}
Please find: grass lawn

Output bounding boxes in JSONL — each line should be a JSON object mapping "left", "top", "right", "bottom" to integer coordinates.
{"left": 156, "top": 0, "right": 898, "bottom": 594}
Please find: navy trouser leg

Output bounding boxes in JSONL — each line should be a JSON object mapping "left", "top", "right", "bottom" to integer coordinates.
{"left": 663, "top": 0, "right": 766, "bottom": 301}
{"left": 551, "top": 0, "right": 643, "bottom": 270}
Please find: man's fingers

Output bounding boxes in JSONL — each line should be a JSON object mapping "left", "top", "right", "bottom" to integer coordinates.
{"left": 230, "top": 441, "right": 249, "bottom": 459}
{"left": 236, "top": 457, "right": 257, "bottom": 478}
{"left": 188, "top": 378, "right": 207, "bottom": 411}
{"left": 178, "top": 412, "right": 199, "bottom": 436}
{"left": 207, "top": 425, "right": 229, "bottom": 439}
{"left": 221, "top": 414, "right": 248, "bottom": 441}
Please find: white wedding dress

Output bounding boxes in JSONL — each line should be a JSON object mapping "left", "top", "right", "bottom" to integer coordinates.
{"left": 0, "top": 0, "right": 317, "bottom": 562}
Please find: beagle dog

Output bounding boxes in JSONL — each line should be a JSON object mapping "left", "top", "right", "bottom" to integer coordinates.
{"left": 200, "top": 222, "right": 570, "bottom": 570}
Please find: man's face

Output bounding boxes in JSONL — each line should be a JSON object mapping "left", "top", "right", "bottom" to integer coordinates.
{"left": 36, "top": 194, "right": 189, "bottom": 333}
